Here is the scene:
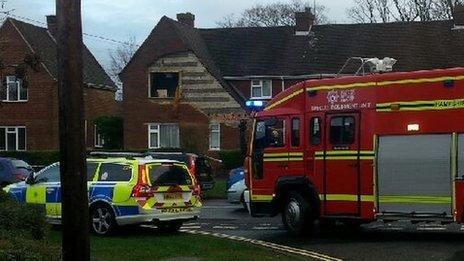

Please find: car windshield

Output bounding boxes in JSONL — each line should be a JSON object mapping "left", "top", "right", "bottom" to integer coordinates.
{"left": 11, "top": 160, "right": 30, "bottom": 169}
{"left": 147, "top": 164, "right": 192, "bottom": 186}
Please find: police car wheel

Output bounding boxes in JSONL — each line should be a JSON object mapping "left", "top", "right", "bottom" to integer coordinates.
{"left": 282, "top": 192, "right": 314, "bottom": 236}
{"left": 90, "top": 204, "right": 116, "bottom": 236}
{"left": 158, "top": 221, "right": 182, "bottom": 233}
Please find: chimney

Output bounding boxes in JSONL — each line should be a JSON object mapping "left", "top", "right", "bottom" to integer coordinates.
{"left": 295, "top": 8, "right": 315, "bottom": 36}
{"left": 453, "top": 4, "right": 464, "bottom": 29}
{"left": 177, "top": 12, "right": 195, "bottom": 27}
{"left": 46, "top": 15, "right": 57, "bottom": 35}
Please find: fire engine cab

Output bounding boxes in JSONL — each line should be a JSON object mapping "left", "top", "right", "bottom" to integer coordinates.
{"left": 245, "top": 66, "right": 464, "bottom": 235}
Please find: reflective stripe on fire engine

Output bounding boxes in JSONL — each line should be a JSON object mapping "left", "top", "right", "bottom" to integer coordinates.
{"left": 319, "top": 194, "right": 451, "bottom": 204}
{"left": 314, "top": 151, "right": 375, "bottom": 160}
{"left": 264, "top": 75, "right": 464, "bottom": 111}
{"left": 263, "top": 152, "right": 304, "bottom": 162}
{"left": 320, "top": 194, "right": 375, "bottom": 202}
{"left": 377, "top": 98, "right": 464, "bottom": 112}
{"left": 306, "top": 75, "right": 464, "bottom": 92}
{"left": 265, "top": 89, "right": 304, "bottom": 111}
{"left": 251, "top": 194, "right": 274, "bottom": 202}
{"left": 379, "top": 195, "right": 451, "bottom": 204}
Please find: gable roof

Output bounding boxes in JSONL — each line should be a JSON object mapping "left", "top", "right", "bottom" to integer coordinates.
{"left": 123, "top": 16, "right": 464, "bottom": 107}
{"left": 122, "top": 16, "right": 246, "bottom": 106}
{"left": 6, "top": 18, "right": 116, "bottom": 91}
{"left": 199, "top": 20, "right": 464, "bottom": 76}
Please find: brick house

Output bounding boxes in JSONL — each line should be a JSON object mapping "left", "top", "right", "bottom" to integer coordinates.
{"left": 122, "top": 9, "right": 464, "bottom": 154}
{"left": 0, "top": 16, "right": 118, "bottom": 151}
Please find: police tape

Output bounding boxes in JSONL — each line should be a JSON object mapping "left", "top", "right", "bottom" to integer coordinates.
{"left": 179, "top": 229, "right": 343, "bottom": 261}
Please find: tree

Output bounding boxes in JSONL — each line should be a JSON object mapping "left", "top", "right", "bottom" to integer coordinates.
{"left": 109, "top": 35, "right": 137, "bottom": 78}
{"left": 216, "top": 0, "right": 328, "bottom": 28}
{"left": 347, "top": 0, "right": 464, "bottom": 23}
{"left": 108, "top": 36, "right": 137, "bottom": 101}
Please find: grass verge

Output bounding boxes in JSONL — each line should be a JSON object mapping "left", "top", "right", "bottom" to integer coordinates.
{"left": 202, "top": 178, "right": 227, "bottom": 199}
{"left": 49, "top": 227, "right": 296, "bottom": 261}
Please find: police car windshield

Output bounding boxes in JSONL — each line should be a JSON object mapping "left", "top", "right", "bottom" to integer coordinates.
{"left": 148, "top": 164, "right": 192, "bottom": 186}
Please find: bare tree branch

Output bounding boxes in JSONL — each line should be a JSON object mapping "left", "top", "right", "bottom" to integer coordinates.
{"left": 109, "top": 35, "right": 137, "bottom": 77}
{"left": 216, "top": 0, "right": 329, "bottom": 28}
{"left": 347, "top": 0, "right": 464, "bottom": 23}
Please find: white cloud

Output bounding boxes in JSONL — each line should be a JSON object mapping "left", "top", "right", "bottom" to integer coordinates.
{"left": 1, "top": 0, "right": 353, "bottom": 69}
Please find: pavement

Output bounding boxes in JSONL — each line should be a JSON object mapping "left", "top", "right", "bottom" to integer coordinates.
{"left": 182, "top": 199, "right": 464, "bottom": 261}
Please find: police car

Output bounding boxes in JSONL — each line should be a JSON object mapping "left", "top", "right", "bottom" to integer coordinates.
{"left": 3, "top": 156, "right": 202, "bottom": 235}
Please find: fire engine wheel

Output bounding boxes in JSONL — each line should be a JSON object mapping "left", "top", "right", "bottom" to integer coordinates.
{"left": 282, "top": 192, "right": 315, "bottom": 236}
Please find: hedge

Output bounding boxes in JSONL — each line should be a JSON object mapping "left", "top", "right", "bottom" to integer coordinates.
{"left": 218, "top": 150, "right": 245, "bottom": 170}
{"left": 0, "top": 190, "right": 59, "bottom": 260}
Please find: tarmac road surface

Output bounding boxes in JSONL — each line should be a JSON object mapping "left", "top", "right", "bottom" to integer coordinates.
{"left": 183, "top": 199, "right": 464, "bottom": 261}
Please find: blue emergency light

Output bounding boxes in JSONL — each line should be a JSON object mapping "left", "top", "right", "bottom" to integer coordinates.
{"left": 246, "top": 100, "right": 265, "bottom": 110}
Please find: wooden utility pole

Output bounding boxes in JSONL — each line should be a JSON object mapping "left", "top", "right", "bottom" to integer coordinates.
{"left": 56, "top": 0, "right": 89, "bottom": 260}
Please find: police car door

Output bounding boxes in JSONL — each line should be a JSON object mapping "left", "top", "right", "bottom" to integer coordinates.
{"left": 26, "top": 163, "right": 61, "bottom": 218}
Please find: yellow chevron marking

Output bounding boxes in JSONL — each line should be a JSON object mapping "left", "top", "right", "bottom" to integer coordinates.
{"left": 264, "top": 89, "right": 304, "bottom": 111}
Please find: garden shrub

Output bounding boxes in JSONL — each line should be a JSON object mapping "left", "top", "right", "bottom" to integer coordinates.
{"left": 0, "top": 190, "right": 59, "bottom": 260}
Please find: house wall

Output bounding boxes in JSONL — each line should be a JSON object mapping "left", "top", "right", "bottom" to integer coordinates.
{"left": 122, "top": 52, "right": 243, "bottom": 153}
{"left": 0, "top": 20, "right": 57, "bottom": 151}
{"left": 83, "top": 88, "right": 121, "bottom": 149}
{"left": 0, "top": 20, "right": 118, "bottom": 151}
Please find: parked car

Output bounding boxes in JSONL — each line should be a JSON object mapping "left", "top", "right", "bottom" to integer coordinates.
{"left": 226, "top": 167, "right": 247, "bottom": 208}
{"left": 0, "top": 157, "right": 33, "bottom": 187}
{"left": 146, "top": 152, "right": 215, "bottom": 191}
{"left": 3, "top": 156, "right": 202, "bottom": 235}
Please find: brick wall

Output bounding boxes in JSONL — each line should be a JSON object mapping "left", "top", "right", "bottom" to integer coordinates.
{"left": 122, "top": 51, "right": 243, "bottom": 153}
{"left": 0, "top": 20, "right": 118, "bottom": 151}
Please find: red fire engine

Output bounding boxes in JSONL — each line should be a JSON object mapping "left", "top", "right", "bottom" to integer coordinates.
{"left": 245, "top": 67, "right": 464, "bottom": 235}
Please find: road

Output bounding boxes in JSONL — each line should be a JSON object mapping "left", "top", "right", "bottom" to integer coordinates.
{"left": 183, "top": 199, "right": 464, "bottom": 261}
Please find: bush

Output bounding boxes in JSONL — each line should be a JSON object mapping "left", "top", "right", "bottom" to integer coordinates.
{"left": 0, "top": 151, "right": 60, "bottom": 167}
{"left": 94, "top": 116, "right": 124, "bottom": 150}
{"left": 0, "top": 190, "right": 59, "bottom": 260}
{"left": 0, "top": 191, "right": 48, "bottom": 240}
{"left": 219, "top": 150, "right": 245, "bottom": 171}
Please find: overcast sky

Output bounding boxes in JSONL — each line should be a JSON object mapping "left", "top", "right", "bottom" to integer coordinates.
{"left": 0, "top": 0, "right": 354, "bottom": 71}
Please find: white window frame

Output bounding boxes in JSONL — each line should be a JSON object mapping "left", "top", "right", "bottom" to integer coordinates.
{"left": 94, "top": 124, "right": 104, "bottom": 148}
{"left": 209, "top": 122, "right": 221, "bottom": 151}
{"left": 0, "top": 126, "right": 26, "bottom": 151}
{"left": 3, "top": 76, "right": 27, "bottom": 102}
{"left": 250, "top": 80, "right": 272, "bottom": 99}
{"left": 148, "top": 124, "right": 160, "bottom": 149}
{"left": 147, "top": 123, "right": 180, "bottom": 149}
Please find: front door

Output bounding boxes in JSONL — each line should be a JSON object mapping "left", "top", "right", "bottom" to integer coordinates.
{"left": 323, "top": 113, "right": 360, "bottom": 216}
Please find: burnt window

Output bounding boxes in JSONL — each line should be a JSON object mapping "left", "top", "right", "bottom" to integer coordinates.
{"left": 149, "top": 72, "right": 179, "bottom": 98}
{"left": 291, "top": 118, "right": 300, "bottom": 147}
{"left": 97, "top": 163, "right": 133, "bottom": 182}
{"left": 330, "top": 116, "right": 355, "bottom": 145}
{"left": 310, "top": 117, "right": 321, "bottom": 146}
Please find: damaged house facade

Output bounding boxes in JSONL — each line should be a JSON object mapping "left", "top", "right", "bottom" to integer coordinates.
{"left": 0, "top": 16, "right": 118, "bottom": 151}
